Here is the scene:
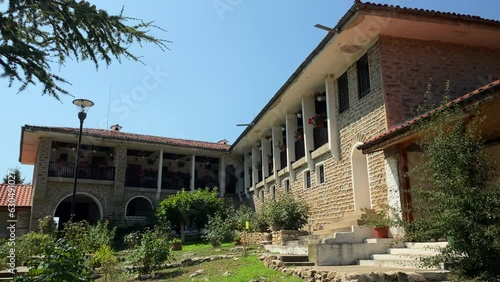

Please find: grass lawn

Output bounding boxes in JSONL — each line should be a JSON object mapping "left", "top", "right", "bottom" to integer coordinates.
{"left": 102, "top": 242, "right": 302, "bottom": 282}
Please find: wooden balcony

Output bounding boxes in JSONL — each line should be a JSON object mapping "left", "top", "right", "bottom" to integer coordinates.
{"left": 48, "top": 162, "right": 115, "bottom": 181}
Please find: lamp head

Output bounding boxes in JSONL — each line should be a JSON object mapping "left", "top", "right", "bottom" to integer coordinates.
{"left": 72, "top": 99, "right": 94, "bottom": 114}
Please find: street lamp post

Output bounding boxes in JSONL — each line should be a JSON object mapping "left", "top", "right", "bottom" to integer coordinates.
{"left": 70, "top": 99, "right": 94, "bottom": 220}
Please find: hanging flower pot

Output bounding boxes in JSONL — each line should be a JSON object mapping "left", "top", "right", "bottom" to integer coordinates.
{"left": 308, "top": 113, "right": 327, "bottom": 128}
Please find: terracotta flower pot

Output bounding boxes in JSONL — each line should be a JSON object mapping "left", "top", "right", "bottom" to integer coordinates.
{"left": 172, "top": 243, "right": 183, "bottom": 251}
{"left": 373, "top": 227, "right": 389, "bottom": 238}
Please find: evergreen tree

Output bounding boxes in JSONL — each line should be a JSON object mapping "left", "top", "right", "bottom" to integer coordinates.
{"left": 2, "top": 167, "right": 25, "bottom": 184}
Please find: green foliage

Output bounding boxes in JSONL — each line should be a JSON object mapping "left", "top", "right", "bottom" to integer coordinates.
{"left": 130, "top": 226, "right": 171, "bottom": 275}
{"left": 251, "top": 211, "right": 269, "bottom": 232}
{"left": 407, "top": 105, "right": 500, "bottom": 280}
{"left": 264, "top": 194, "right": 309, "bottom": 230}
{"left": 2, "top": 167, "right": 25, "bottom": 184}
{"left": 360, "top": 208, "right": 393, "bottom": 228}
{"left": 123, "top": 231, "right": 142, "bottom": 249}
{"left": 171, "top": 237, "right": 182, "bottom": 244}
{"left": 203, "top": 213, "right": 234, "bottom": 247}
{"left": 0, "top": 232, "right": 54, "bottom": 267}
{"left": 156, "top": 188, "right": 225, "bottom": 236}
{"left": 230, "top": 205, "right": 257, "bottom": 231}
{"left": 0, "top": 0, "right": 169, "bottom": 99}
{"left": 38, "top": 216, "right": 57, "bottom": 238}
{"left": 62, "top": 220, "right": 116, "bottom": 253}
{"left": 92, "top": 244, "right": 119, "bottom": 282}
{"left": 15, "top": 239, "right": 92, "bottom": 282}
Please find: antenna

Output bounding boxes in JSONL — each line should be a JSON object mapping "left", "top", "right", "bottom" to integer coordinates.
{"left": 106, "top": 85, "right": 111, "bottom": 129}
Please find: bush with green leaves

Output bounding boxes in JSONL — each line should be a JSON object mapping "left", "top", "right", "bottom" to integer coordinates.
{"left": 265, "top": 193, "right": 309, "bottom": 231}
{"left": 38, "top": 216, "right": 57, "bottom": 238}
{"left": 92, "top": 244, "right": 119, "bottom": 282}
{"left": 229, "top": 204, "right": 257, "bottom": 231}
{"left": 0, "top": 232, "right": 54, "bottom": 267}
{"left": 406, "top": 105, "right": 500, "bottom": 281}
{"left": 203, "top": 212, "right": 234, "bottom": 247}
{"left": 15, "top": 239, "right": 92, "bottom": 282}
{"left": 157, "top": 188, "right": 224, "bottom": 241}
{"left": 130, "top": 226, "right": 171, "bottom": 275}
{"left": 123, "top": 231, "right": 142, "bottom": 249}
{"left": 251, "top": 210, "right": 269, "bottom": 232}
{"left": 62, "top": 220, "right": 116, "bottom": 253}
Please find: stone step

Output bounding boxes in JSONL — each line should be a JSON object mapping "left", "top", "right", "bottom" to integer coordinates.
{"left": 283, "top": 261, "right": 315, "bottom": 267}
{"left": 285, "top": 240, "right": 307, "bottom": 246}
{"left": 403, "top": 242, "right": 448, "bottom": 249}
{"left": 277, "top": 254, "right": 309, "bottom": 263}
{"left": 358, "top": 258, "right": 441, "bottom": 269}
{"left": 311, "top": 213, "right": 363, "bottom": 235}
{"left": 263, "top": 244, "right": 308, "bottom": 255}
{"left": 371, "top": 254, "right": 423, "bottom": 262}
{"left": 388, "top": 247, "right": 440, "bottom": 256}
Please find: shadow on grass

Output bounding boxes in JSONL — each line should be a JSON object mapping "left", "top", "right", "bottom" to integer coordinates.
{"left": 156, "top": 269, "right": 186, "bottom": 280}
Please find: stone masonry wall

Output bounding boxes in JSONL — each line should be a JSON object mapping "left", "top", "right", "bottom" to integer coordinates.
{"left": 250, "top": 41, "right": 388, "bottom": 227}
{"left": 379, "top": 35, "right": 500, "bottom": 128}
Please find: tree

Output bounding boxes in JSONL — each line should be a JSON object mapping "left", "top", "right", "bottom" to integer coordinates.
{"left": 0, "top": 0, "right": 168, "bottom": 99}
{"left": 407, "top": 105, "right": 500, "bottom": 281}
{"left": 156, "top": 188, "right": 224, "bottom": 242}
{"left": 2, "top": 167, "right": 25, "bottom": 184}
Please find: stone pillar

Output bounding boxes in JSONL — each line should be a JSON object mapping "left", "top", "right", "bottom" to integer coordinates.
{"left": 385, "top": 148, "right": 404, "bottom": 238}
{"left": 30, "top": 139, "right": 52, "bottom": 231}
{"left": 112, "top": 146, "right": 127, "bottom": 222}
{"left": 325, "top": 75, "right": 340, "bottom": 161}
{"left": 156, "top": 149, "right": 163, "bottom": 201}
{"left": 251, "top": 146, "right": 260, "bottom": 185}
{"left": 302, "top": 95, "right": 315, "bottom": 171}
{"left": 190, "top": 155, "right": 196, "bottom": 191}
{"left": 285, "top": 114, "right": 297, "bottom": 180}
{"left": 244, "top": 153, "right": 251, "bottom": 196}
{"left": 261, "top": 137, "right": 271, "bottom": 179}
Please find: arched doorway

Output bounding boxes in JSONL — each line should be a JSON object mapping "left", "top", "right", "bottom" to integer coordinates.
{"left": 54, "top": 193, "right": 102, "bottom": 229}
{"left": 351, "top": 144, "right": 371, "bottom": 212}
{"left": 125, "top": 197, "right": 153, "bottom": 217}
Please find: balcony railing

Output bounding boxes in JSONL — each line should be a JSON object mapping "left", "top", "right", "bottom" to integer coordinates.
{"left": 313, "top": 125, "right": 328, "bottom": 149}
{"left": 48, "top": 162, "right": 115, "bottom": 181}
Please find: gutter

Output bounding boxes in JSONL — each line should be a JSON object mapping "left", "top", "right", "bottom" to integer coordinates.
{"left": 229, "top": 2, "right": 361, "bottom": 151}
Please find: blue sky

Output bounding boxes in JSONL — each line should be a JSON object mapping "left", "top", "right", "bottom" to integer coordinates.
{"left": 1, "top": 0, "right": 499, "bottom": 182}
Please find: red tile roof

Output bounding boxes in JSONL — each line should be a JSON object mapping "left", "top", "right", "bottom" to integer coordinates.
{"left": 23, "top": 125, "right": 231, "bottom": 152}
{"left": 359, "top": 80, "right": 500, "bottom": 151}
{"left": 0, "top": 184, "right": 32, "bottom": 207}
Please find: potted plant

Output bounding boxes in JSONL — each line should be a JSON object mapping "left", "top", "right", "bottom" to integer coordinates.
{"left": 294, "top": 127, "right": 304, "bottom": 140}
{"left": 171, "top": 237, "right": 182, "bottom": 251}
{"left": 295, "top": 109, "right": 302, "bottom": 119}
{"left": 360, "top": 208, "right": 392, "bottom": 238}
{"left": 308, "top": 113, "right": 327, "bottom": 128}
{"left": 275, "top": 139, "right": 286, "bottom": 152}
{"left": 311, "top": 90, "right": 326, "bottom": 101}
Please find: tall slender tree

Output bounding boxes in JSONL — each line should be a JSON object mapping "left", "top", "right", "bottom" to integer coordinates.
{"left": 0, "top": 0, "right": 169, "bottom": 99}
{"left": 2, "top": 167, "right": 25, "bottom": 184}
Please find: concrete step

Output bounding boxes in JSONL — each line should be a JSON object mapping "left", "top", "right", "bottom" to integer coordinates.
{"left": 283, "top": 261, "right": 315, "bottom": 267}
{"left": 277, "top": 254, "right": 309, "bottom": 263}
{"left": 403, "top": 242, "right": 448, "bottom": 249}
{"left": 285, "top": 240, "right": 307, "bottom": 246}
{"left": 388, "top": 247, "right": 440, "bottom": 256}
{"left": 371, "top": 254, "right": 422, "bottom": 262}
{"left": 263, "top": 244, "right": 308, "bottom": 255}
{"left": 358, "top": 259, "right": 439, "bottom": 269}
{"left": 311, "top": 213, "right": 363, "bottom": 235}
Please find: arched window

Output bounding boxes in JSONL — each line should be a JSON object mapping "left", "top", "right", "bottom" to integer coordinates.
{"left": 126, "top": 197, "right": 152, "bottom": 217}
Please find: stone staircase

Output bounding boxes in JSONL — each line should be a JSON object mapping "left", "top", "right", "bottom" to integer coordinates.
{"left": 277, "top": 254, "right": 315, "bottom": 267}
{"left": 358, "top": 242, "right": 448, "bottom": 269}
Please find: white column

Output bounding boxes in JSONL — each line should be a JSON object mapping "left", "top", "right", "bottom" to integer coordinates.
{"left": 190, "top": 154, "right": 196, "bottom": 191}
{"left": 325, "top": 75, "right": 340, "bottom": 161}
{"left": 243, "top": 153, "right": 250, "bottom": 196}
{"left": 285, "top": 114, "right": 297, "bottom": 180}
{"left": 156, "top": 149, "right": 163, "bottom": 201}
{"left": 271, "top": 125, "right": 283, "bottom": 182}
{"left": 385, "top": 152, "right": 404, "bottom": 238}
{"left": 262, "top": 137, "right": 271, "bottom": 179}
{"left": 251, "top": 146, "right": 260, "bottom": 185}
{"left": 219, "top": 156, "right": 226, "bottom": 197}
{"left": 302, "top": 96, "right": 315, "bottom": 171}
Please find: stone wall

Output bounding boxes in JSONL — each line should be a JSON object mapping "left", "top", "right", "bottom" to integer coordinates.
{"left": 250, "top": 41, "right": 388, "bottom": 227}
{"left": 379, "top": 35, "right": 500, "bottom": 128}
{"left": 237, "top": 231, "right": 272, "bottom": 245}
{"left": 271, "top": 230, "right": 309, "bottom": 245}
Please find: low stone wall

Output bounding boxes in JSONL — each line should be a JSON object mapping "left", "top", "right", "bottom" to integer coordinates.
{"left": 271, "top": 230, "right": 309, "bottom": 245}
{"left": 238, "top": 231, "right": 272, "bottom": 245}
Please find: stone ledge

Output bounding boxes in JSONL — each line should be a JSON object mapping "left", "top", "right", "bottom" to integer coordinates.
{"left": 311, "top": 144, "right": 330, "bottom": 160}
{"left": 291, "top": 157, "right": 307, "bottom": 170}
{"left": 48, "top": 177, "right": 114, "bottom": 186}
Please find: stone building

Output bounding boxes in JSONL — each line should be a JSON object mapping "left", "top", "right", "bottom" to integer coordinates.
{"left": 0, "top": 184, "right": 32, "bottom": 237}
{"left": 18, "top": 2, "right": 500, "bottom": 233}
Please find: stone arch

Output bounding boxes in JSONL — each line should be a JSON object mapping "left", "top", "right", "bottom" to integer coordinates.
{"left": 351, "top": 143, "right": 372, "bottom": 212}
{"left": 125, "top": 196, "right": 153, "bottom": 217}
{"left": 53, "top": 192, "right": 103, "bottom": 229}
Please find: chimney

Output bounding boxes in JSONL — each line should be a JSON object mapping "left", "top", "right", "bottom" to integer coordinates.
{"left": 110, "top": 124, "right": 122, "bottom": 132}
{"left": 217, "top": 139, "right": 228, "bottom": 145}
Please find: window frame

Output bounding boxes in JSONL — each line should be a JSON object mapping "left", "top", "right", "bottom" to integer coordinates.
{"left": 356, "top": 53, "right": 371, "bottom": 99}
{"left": 304, "top": 170, "right": 311, "bottom": 189}
{"left": 316, "top": 163, "right": 325, "bottom": 185}
{"left": 338, "top": 71, "right": 349, "bottom": 113}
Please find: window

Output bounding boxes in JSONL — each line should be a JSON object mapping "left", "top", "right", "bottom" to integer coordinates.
{"left": 316, "top": 164, "right": 325, "bottom": 184}
{"left": 356, "top": 53, "right": 371, "bottom": 99}
{"left": 271, "top": 186, "right": 276, "bottom": 201}
{"left": 284, "top": 179, "right": 290, "bottom": 193}
{"left": 260, "top": 189, "right": 265, "bottom": 203}
{"left": 338, "top": 72, "right": 349, "bottom": 113}
{"left": 304, "top": 170, "right": 311, "bottom": 189}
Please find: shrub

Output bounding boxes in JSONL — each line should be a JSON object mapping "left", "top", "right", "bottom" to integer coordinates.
{"left": 15, "top": 239, "right": 92, "bottom": 282}
{"left": 62, "top": 220, "right": 116, "bottom": 253}
{"left": 230, "top": 205, "right": 257, "bottom": 231}
{"left": 87, "top": 221, "right": 116, "bottom": 252}
{"left": 4, "top": 232, "right": 54, "bottom": 267}
{"left": 265, "top": 194, "right": 309, "bottom": 230}
{"left": 92, "top": 244, "right": 119, "bottom": 282}
{"left": 203, "top": 212, "right": 233, "bottom": 247}
{"left": 251, "top": 211, "right": 269, "bottom": 232}
{"left": 38, "top": 216, "right": 57, "bottom": 238}
{"left": 124, "top": 231, "right": 142, "bottom": 249}
{"left": 130, "top": 226, "right": 171, "bottom": 275}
